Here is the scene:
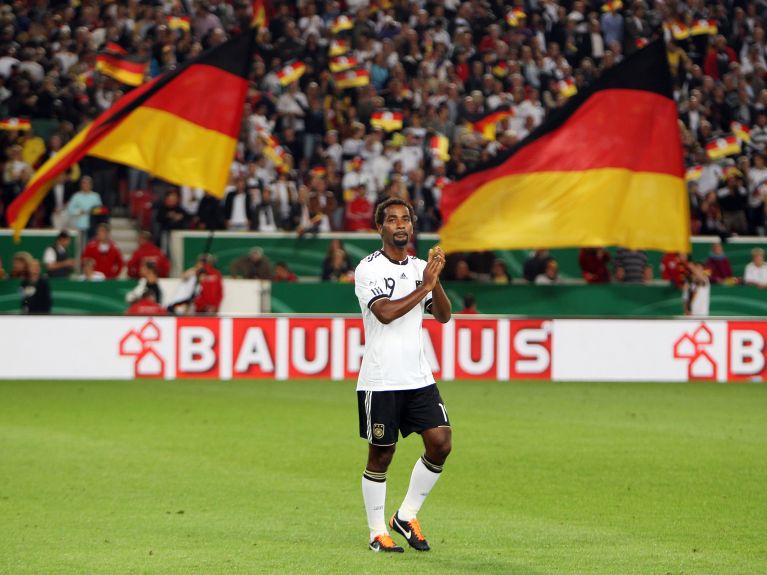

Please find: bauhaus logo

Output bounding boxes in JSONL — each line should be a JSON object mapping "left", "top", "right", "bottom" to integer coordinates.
{"left": 119, "top": 319, "right": 166, "bottom": 378}
{"left": 672, "top": 323, "right": 717, "bottom": 380}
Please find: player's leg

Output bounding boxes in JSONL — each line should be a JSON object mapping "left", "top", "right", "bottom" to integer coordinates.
{"left": 358, "top": 390, "right": 404, "bottom": 553}
{"left": 390, "top": 385, "right": 451, "bottom": 551}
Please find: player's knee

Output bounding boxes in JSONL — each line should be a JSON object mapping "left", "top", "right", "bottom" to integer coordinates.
{"left": 368, "top": 444, "right": 396, "bottom": 471}
{"left": 426, "top": 435, "right": 451, "bottom": 464}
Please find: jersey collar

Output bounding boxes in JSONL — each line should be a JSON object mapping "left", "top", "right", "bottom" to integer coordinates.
{"left": 378, "top": 250, "right": 409, "bottom": 266}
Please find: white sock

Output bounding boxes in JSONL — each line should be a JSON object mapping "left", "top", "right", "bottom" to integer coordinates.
{"left": 362, "top": 470, "right": 388, "bottom": 540}
{"left": 397, "top": 456, "right": 443, "bottom": 522}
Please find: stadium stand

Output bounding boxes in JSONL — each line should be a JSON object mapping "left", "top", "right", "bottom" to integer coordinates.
{"left": 1, "top": 0, "right": 767, "bottom": 293}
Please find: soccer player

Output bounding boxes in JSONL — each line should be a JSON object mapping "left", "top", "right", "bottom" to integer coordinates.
{"left": 354, "top": 197, "right": 452, "bottom": 553}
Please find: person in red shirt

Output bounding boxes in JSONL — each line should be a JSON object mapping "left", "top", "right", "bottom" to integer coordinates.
{"left": 273, "top": 261, "right": 298, "bottom": 282}
{"left": 578, "top": 248, "right": 611, "bottom": 283}
{"left": 127, "top": 231, "right": 170, "bottom": 278}
{"left": 703, "top": 36, "right": 737, "bottom": 81}
{"left": 345, "top": 185, "right": 374, "bottom": 231}
{"left": 191, "top": 255, "right": 223, "bottom": 313}
{"left": 81, "top": 223, "right": 124, "bottom": 278}
{"left": 704, "top": 241, "right": 735, "bottom": 284}
{"left": 660, "top": 252, "right": 689, "bottom": 289}
{"left": 126, "top": 291, "right": 168, "bottom": 316}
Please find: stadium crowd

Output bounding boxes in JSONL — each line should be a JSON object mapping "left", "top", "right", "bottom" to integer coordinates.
{"left": 1, "top": 0, "right": 767, "bottom": 290}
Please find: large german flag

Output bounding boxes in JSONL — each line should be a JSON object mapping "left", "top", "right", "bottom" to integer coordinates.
{"left": 96, "top": 53, "right": 148, "bottom": 86}
{"left": 8, "top": 30, "right": 255, "bottom": 239}
{"left": 439, "top": 41, "right": 689, "bottom": 254}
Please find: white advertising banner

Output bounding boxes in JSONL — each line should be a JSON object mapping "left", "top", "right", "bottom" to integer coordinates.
{"left": 0, "top": 316, "right": 765, "bottom": 382}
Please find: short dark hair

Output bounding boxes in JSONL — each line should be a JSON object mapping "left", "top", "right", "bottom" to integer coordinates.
{"left": 375, "top": 197, "right": 415, "bottom": 227}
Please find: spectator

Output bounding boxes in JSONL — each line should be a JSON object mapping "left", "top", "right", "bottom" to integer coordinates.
{"left": 67, "top": 176, "right": 102, "bottom": 241}
{"left": 459, "top": 293, "right": 479, "bottom": 314}
{"left": 223, "top": 176, "right": 253, "bottom": 231}
{"left": 344, "top": 184, "right": 374, "bottom": 231}
{"left": 535, "top": 259, "right": 560, "bottom": 285}
{"left": 197, "top": 192, "right": 223, "bottom": 231}
{"left": 230, "top": 247, "right": 272, "bottom": 279}
{"left": 683, "top": 262, "right": 711, "bottom": 317}
{"left": 704, "top": 242, "right": 735, "bottom": 284}
{"left": 251, "top": 186, "right": 281, "bottom": 232}
{"left": 744, "top": 247, "right": 767, "bottom": 288}
{"left": 156, "top": 189, "right": 190, "bottom": 250}
{"left": 125, "top": 261, "right": 162, "bottom": 306}
{"left": 490, "top": 259, "right": 511, "bottom": 284}
{"left": 42, "top": 231, "right": 75, "bottom": 279}
{"left": 126, "top": 290, "right": 168, "bottom": 316}
{"left": 272, "top": 261, "right": 298, "bottom": 282}
{"left": 322, "top": 248, "right": 353, "bottom": 282}
{"left": 20, "top": 259, "right": 51, "bottom": 314}
{"left": 716, "top": 172, "right": 748, "bottom": 235}
{"left": 614, "top": 248, "right": 648, "bottom": 284}
{"left": 579, "top": 248, "right": 611, "bottom": 283}
{"left": 127, "top": 232, "right": 170, "bottom": 279}
{"left": 660, "top": 252, "right": 690, "bottom": 289}
{"left": 10, "top": 251, "right": 33, "bottom": 279}
{"left": 523, "top": 249, "right": 552, "bottom": 283}
{"left": 81, "top": 224, "right": 124, "bottom": 279}
{"left": 79, "top": 258, "right": 105, "bottom": 282}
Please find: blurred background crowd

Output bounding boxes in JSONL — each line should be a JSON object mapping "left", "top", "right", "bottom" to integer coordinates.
{"left": 1, "top": 0, "right": 767, "bottom": 300}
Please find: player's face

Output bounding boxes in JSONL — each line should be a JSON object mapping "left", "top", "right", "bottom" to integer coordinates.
{"left": 379, "top": 204, "right": 413, "bottom": 248}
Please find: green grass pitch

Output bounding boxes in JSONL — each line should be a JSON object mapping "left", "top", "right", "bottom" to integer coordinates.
{"left": 0, "top": 379, "right": 765, "bottom": 575}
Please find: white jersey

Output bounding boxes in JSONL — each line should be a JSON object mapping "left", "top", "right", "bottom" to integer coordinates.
{"left": 355, "top": 250, "right": 434, "bottom": 391}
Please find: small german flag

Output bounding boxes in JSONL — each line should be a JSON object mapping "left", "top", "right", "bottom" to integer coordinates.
{"left": 430, "top": 134, "right": 450, "bottom": 162}
{"left": 506, "top": 8, "right": 526, "bottom": 27}
{"left": 492, "top": 60, "right": 508, "bottom": 78}
{"left": 706, "top": 135, "right": 740, "bottom": 159}
{"left": 557, "top": 78, "right": 578, "bottom": 98}
{"left": 685, "top": 165, "right": 703, "bottom": 182}
{"left": 330, "top": 15, "right": 353, "bottom": 34}
{"left": 257, "top": 129, "right": 289, "bottom": 170}
{"left": 370, "top": 110, "right": 403, "bottom": 132}
{"left": 731, "top": 121, "right": 751, "bottom": 144}
{"left": 722, "top": 165, "right": 743, "bottom": 180}
{"left": 7, "top": 30, "right": 256, "bottom": 239}
{"left": 335, "top": 68, "right": 370, "bottom": 89}
{"left": 329, "top": 56, "right": 358, "bottom": 73}
{"left": 310, "top": 166, "right": 327, "bottom": 178}
{"left": 601, "top": 0, "right": 623, "bottom": 12}
{"left": 440, "top": 41, "right": 689, "bottom": 254}
{"left": 691, "top": 19, "right": 717, "bottom": 36}
{"left": 635, "top": 38, "right": 649, "bottom": 49}
{"left": 329, "top": 39, "right": 349, "bottom": 57}
{"left": 0, "top": 117, "right": 31, "bottom": 131}
{"left": 277, "top": 61, "right": 306, "bottom": 86}
{"left": 466, "top": 105, "right": 514, "bottom": 141}
{"left": 251, "top": 0, "right": 268, "bottom": 28}
{"left": 665, "top": 21, "right": 691, "bottom": 40}
{"left": 96, "top": 53, "right": 148, "bottom": 87}
{"left": 104, "top": 42, "right": 127, "bottom": 56}
{"left": 167, "top": 15, "right": 191, "bottom": 32}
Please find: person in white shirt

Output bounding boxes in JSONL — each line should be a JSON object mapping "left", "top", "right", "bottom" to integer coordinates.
{"left": 354, "top": 198, "right": 451, "bottom": 553}
{"left": 683, "top": 261, "right": 711, "bottom": 316}
{"left": 744, "top": 247, "right": 767, "bottom": 287}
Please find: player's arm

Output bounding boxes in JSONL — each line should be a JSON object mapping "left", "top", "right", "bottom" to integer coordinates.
{"left": 426, "top": 247, "right": 451, "bottom": 323}
{"left": 371, "top": 257, "right": 445, "bottom": 325}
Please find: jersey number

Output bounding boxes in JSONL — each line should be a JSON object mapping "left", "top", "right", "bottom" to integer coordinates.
{"left": 383, "top": 277, "right": 396, "bottom": 297}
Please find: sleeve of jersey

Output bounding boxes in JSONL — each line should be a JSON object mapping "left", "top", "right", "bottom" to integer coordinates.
{"left": 355, "top": 263, "right": 389, "bottom": 310}
{"left": 418, "top": 260, "right": 434, "bottom": 313}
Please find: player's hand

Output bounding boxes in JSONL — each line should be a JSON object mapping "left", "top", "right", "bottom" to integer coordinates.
{"left": 422, "top": 251, "right": 445, "bottom": 291}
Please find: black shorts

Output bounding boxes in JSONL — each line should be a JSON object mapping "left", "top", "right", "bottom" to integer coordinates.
{"left": 357, "top": 384, "right": 451, "bottom": 446}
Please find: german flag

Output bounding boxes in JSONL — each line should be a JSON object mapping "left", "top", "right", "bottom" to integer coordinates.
{"left": 691, "top": 19, "right": 717, "bottom": 36}
{"left": 665, "top": 20, "right": 691, "bottom": 40}
{"left": 466, "top": 105, "right": 514, "bottom": 141}
{"left": 7, "top": 30, "right": 256, "bottom": 239}
{"left": 331, "top": 15, "right": 353, "bottom": 34}
{"left": 251, "top": 0, "right": 268, "bottom": 28}
{"left": 430, "top": 134, "right": 450, "bottom": 162}
{"left": 277, "top": 61, "right": 306, "bottom": 86}
{"left": 96, "top": 53, "right": 148, "bottom": 87}
{"left": 731, "top": 121, "right": 751, "bottom": 144}
{"left": 506, "top": 8, "right": 526, "bottom": 27}
{"left": 685, "top": 165, "right": 703, "bottom": 182}
{"left": 706, "top": 135, "right": 740, "bottom": 159}
{"left": 329, "top": 39, "right": 349, "bottom": 57}
{"left": 557, "top": 78, "right": 578, "bottom": 98}
{"left": 329, "top": 56, "right": 358, "bottom": 73}
{"left": 601, "top": 0, "right": 623, "bottom": 12}
{"left": 257, "top": 130, "right": 289, "bottom": 170}
{"left": 0, "top": 117, "right": 31, "bottom": 131}
{"left": 334, "top": 68, "right": 370, "bottom": 89}
{"left": 439, "top": 41, "right": 690, "bottom": 254}
{"left": 370, "top": 110, "right": 403, "bottom": 132}
{"left": 167, "top": 15, "right": 191, "bottom": 32}
{"left": 104, "top": 42, "right": 127, "bottom": 56}
{"left": 492, "top": 60, "right": 508, "bottom": 78}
